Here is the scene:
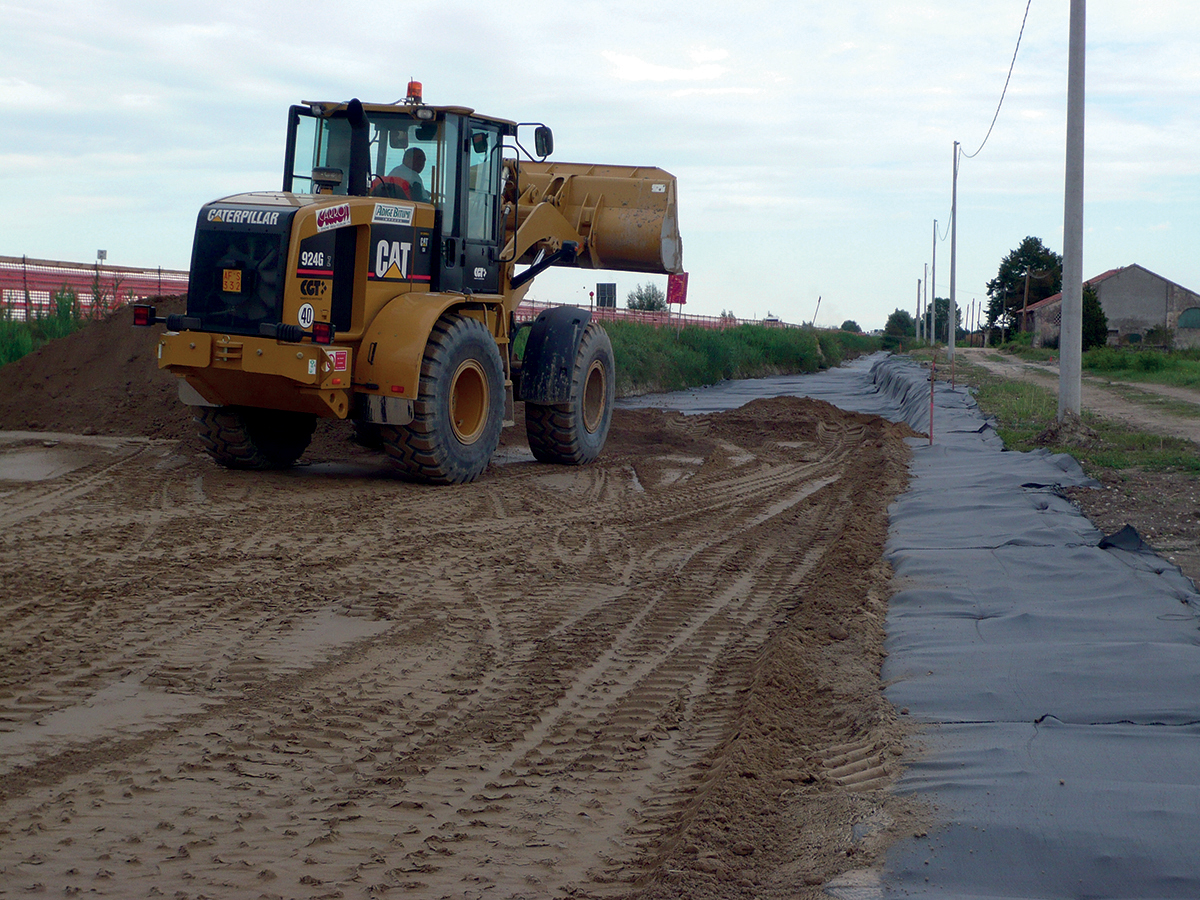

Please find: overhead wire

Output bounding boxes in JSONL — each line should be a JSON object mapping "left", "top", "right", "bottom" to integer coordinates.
{"left": 960, "top": 0, "right": 1034, "bottom": 160}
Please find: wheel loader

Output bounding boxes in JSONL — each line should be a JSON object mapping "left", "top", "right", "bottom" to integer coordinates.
{"left": 135, "top": 82, "right": 684, "bottom": 483}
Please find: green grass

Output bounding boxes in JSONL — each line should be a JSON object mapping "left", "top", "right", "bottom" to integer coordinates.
{"left": 951, "top": 355, "right": 1200, "bottom": 474}
{"left": 0, "top": 288, "right": 87, "bottom": 366}
{"left": 604, "top": 321, "right": 880, "bottom": 395}
{"left": 1082, "top": 346, "right": 1200, "bottom": 387}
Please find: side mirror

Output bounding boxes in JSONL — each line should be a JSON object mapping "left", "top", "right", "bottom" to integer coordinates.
{"left": 534, "top": 125, "right": 553, "bottom": 158}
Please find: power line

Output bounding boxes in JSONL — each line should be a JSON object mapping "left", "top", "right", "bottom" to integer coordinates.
{"left": 960, "top": 0, "right": 1033, "bottom": 160}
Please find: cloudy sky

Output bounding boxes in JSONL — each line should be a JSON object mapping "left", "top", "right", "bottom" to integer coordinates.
{"left": 3, "top": 1, "right": 1198, "bottom": 329}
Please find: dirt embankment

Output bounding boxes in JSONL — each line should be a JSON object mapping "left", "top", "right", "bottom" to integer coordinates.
{"left": 0, "top": 309, "right": 923, "bottom": 898}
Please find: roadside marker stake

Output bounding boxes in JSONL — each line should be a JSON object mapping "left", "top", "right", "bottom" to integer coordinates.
{"left": 929, "top": 352, "right": 937, "bottom": 446}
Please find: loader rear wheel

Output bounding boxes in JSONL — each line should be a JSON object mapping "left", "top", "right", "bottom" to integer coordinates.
{"left": 380, "top": 313, "right": 504, "bottom": 484}
{"left": 195, "top": 406, "right": 316, "bottom": 469}
{"left": 526, "top": 322, "right": 614, "bottom": 465}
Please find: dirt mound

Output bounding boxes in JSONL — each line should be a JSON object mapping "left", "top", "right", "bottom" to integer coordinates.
{"left": 1035, "top": 411, "right": 1098, "bottom": 449}
{"left": 0, "top": 296, "right": 192, "bottom": 440}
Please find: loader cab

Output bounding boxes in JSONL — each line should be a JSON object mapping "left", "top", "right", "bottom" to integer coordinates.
{"left": 284, "top": 102, "right": 515, "bottom": 296}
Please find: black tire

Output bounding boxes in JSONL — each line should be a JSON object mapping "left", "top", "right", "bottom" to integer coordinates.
{"left": 195, "top": 406, "right": 316, "bottom": 469}
{"left": 526, "top": 322, "right": 614, "bottom": 465}
{"left": 351, "top": 420, "right": 384, "bottom": 449}
{"left": 380, "top": 313, "right": 505, "bottom": 484}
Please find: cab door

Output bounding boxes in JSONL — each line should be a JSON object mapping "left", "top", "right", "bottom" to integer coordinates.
{"left": 462, "top": 121, "right": 504, "bottom": 295}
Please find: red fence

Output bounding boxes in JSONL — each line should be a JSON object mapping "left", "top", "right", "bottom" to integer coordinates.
{"left": 516, "top": 300, "right": 792, "bottom": 331}
{"left": 0, "top": 255, "right": 795, "bottom": 331}
{"left": 0, "top": 256, "right": 189, "bottom": 321}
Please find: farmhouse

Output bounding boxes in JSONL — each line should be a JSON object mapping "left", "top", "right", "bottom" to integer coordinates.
{"left": 1029, "top": 264, "right": 1200, "bottom": 349}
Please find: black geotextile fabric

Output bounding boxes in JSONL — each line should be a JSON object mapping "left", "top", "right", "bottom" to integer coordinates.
{"left": 619, "top": 354, "right": 1200, "bottom": 899}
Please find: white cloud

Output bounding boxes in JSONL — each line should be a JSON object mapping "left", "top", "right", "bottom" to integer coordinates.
{"left": 0, "top": 77, "right": 61, "bottom": 109}
{"left": 689, "top": 45, "right": 729, "bottom": 64}
{"left": 601, "top": 51, "right": 727, "bottom": 83}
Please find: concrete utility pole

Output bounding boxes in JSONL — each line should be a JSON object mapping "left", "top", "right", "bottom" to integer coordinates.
{"left": 931, "top": 220, "right": 937, "bottom": 345}
{"left": 917, "top": 278, "right": 922, "bottom": 340}
{"left": 949, "top": 142, "right": 959, "bottom": 360}
{"left": 1059, "top": 0, "right": 1086, "bottom": 419}
{"left": 921, "top": 264, "right": 931, "bottom": 340}
{"left": 922, "top": 263, "right": 928, "bottom": 340}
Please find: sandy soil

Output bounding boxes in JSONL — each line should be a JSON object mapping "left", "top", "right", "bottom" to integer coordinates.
{"left": 0, "top": 308, "right": 924, "bottom": 899}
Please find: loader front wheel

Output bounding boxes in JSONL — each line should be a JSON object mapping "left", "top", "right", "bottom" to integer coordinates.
{"left": 526, "top": 322, "right": 614, "bottom": 465}
{"left": 380, "top": 313, "right": 504, "bottom": 484}
{"left": 195, "top": 406, "right": 316, "bottom": 469}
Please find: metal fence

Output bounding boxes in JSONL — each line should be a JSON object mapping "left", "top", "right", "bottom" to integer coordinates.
{"left": 0, "top": 255, "right": 795, "bottom": 331}
{"left": 515, "top": 300, "right": 789, "bottom": 331}
{"left": 0, "top": 255, "right": 189, "bottom": 322}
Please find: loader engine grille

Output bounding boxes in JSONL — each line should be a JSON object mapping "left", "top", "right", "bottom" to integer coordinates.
{"left": 186, "top": 204, "right": 298, "bottom": 336}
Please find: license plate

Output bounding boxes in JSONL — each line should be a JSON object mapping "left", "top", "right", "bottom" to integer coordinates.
{"left": 222, "top": 269, "right": 242, "bottom": 293}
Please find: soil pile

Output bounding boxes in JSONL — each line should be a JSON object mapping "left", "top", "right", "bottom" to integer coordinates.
{"left": 0, "top": 296, "right": 191, "bottom": 440}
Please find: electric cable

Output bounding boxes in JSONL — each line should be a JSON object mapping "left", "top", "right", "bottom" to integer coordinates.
{"left": 961, "top": 0, "right": 1033, "bottom": 160}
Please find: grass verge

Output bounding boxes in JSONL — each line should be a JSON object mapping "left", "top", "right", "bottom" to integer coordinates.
{"left": 948, "top": 354, "right": 1200, "bottom": 474}
{"left": 604, "top": 320, "right": 879, "bottom": 396}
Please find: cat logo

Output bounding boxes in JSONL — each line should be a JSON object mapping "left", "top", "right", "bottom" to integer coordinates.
{"left": 300, "top": 279, "right": 328, "bottom": 297}
{"left": 374, "top": 239, "right": 411, "bottom": 280}
{"left": 474, "top": 267, "right": 488, "bottom": 280}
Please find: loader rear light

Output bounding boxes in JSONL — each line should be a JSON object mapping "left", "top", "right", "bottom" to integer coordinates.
{"left": 311, "top": 321, "right": 335, "bottom": 345}
{"left": 133, "top": 304, "right": 156, "bottom": 327}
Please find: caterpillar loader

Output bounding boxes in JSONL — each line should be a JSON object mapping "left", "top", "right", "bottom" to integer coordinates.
{"left": 135, "top": 83, "right": 684, "bottom": 483}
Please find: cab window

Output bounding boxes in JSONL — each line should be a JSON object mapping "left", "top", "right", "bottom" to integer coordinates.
{"left": 466, "top": 124, "right": 502, "bottom": 242}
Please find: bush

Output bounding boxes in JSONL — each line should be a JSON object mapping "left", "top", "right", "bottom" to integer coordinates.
{"left": 1083, "top": 347, "right": 1132, "bottom": 371}
{"left": 0, "top": 286, "right": 86, "bottom": 367}
{"left": 1144, "top": 324, "right": 1174, "bottom": 348}
{"left": 1135, "top": 351, "right": 1167, "bottom": 372}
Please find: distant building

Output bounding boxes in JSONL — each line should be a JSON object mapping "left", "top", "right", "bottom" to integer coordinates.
{"left": 1028, "top": 264, "right": 1200, "bottom": 349}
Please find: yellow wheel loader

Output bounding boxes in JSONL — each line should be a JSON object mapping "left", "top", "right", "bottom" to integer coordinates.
{"left": 135, "top": 83, "right": 683, "bottom": 483}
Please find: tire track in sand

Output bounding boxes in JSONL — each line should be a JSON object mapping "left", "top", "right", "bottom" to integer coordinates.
{"left": 0, "top": 399, "right": 914, "bottom": 899}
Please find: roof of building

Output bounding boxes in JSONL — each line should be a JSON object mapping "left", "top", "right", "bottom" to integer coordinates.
{"left": 1026, "top": 266, "right": 1126, "bottom": 312}
{"left": 1022, "top": 264, "right": 1200, "bottom": 314}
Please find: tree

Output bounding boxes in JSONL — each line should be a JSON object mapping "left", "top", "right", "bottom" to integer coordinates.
{"left": 840, "top": 319, "right": 862, "bottom": 333}
{"left": 882, "top": 308, "right": 915, "bottom": 351}
{"left": 1082, "top": 284, "right": 1108, "bottom": 351}
{"left": 922, "top": 297, "right": 964, "bottom": 342}
{"left": 884, "top": 309, "right": 915, "bottom": 336}
{"left": 986, "top": 236, "right": 1062, "bottom": 330}
{"left": 627, "top": 282, "right": 667, "bottom": 311}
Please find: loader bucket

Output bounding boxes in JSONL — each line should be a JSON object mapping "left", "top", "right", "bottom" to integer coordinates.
{"left": 513, "top": 162, "right": 683, "bottom": 275}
